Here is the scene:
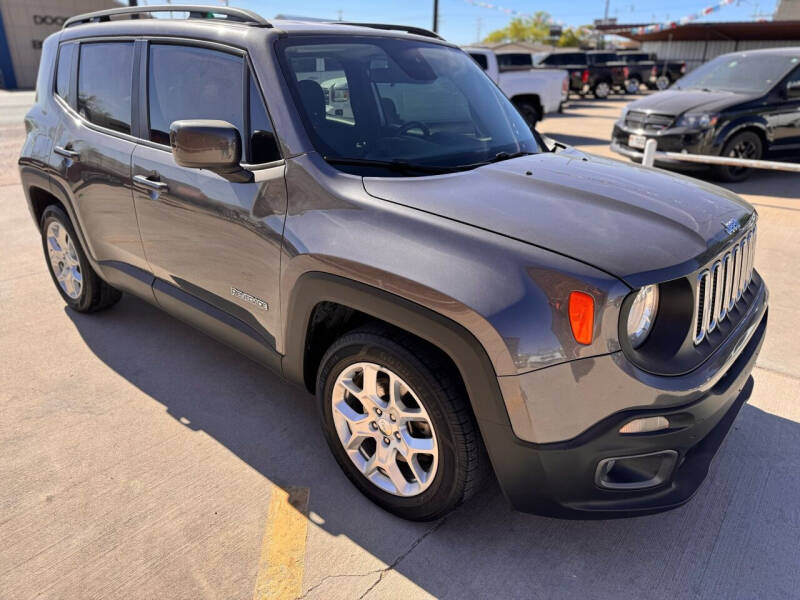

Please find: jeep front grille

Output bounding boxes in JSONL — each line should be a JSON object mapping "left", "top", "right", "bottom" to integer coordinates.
{"left": 692, "top": 227, "right": 756, "bottom": 345}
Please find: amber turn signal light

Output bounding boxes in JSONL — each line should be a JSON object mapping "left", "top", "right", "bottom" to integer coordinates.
{"left": 568, "top": 291, "right": 594, "bottom": 345}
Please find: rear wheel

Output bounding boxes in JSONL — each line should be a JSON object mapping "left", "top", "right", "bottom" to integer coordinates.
{"left": 593, "top": 81, "right": 611, "bottom": 99}
{"left": 317, "top": 327, "right": 488, "bottom": 521}
{"left": 656, "top": 74, "right": 671, "bottom": 90}
{"left": 713, "top": 131, "right": 763, "bottom": 182}
{"left": 40, "top": 205, "right": 121, "bottom": 312}
{"left": 513, "top": 99, "right": 541, "bottom": 129}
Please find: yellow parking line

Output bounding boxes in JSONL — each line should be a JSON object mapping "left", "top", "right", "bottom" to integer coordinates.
{"left": 253, "top": 486, "right": 311, "bottom": 600}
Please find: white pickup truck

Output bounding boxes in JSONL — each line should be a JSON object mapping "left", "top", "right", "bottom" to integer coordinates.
{"left": 464, "top": 47, "right": 569, "bottom": 127}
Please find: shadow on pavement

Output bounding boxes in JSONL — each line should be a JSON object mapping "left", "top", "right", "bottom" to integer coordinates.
{"left": 66, "top": 294, "right": 800, "bottom": 598}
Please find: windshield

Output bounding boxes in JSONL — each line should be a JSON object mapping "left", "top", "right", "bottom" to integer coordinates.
{"left": 675, "top": 53, "right": 799, "bottom": 93}
{"left": 278, "top": 36, "right": 540, "bottom": 176}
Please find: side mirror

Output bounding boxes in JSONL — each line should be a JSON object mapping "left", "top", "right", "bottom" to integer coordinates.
{"left": 786, "top": 80, "right": 800, "bottom": 98}
{"left": 170, "top": 120, "right": 251, "bottom": 182}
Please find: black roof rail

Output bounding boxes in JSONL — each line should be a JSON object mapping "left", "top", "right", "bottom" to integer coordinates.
{"left": 332, "top": 22, "right": 444, "bottom": 40}
{"left": 63, "top": 4, "right": 271, "bottom": 29}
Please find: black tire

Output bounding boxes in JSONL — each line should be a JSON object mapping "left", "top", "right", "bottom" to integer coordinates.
{"left": 40, "top": 205, "right": 121, "bottom": 312}
{"left": 513, "top": 99, "right": 541, "bottom": 129}
{"left": 317, "top": 327, "right": 489, "bottom": 521}
{"left": 625, "top": 77, "right": 641, "bottom": 94}
{"left": 713, "top": 131, "right": 763, "bottom": 182}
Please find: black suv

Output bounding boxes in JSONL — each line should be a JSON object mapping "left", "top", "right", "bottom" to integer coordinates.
{"left": 20, "top": 6, "right": 768, "bottom": 521}
{"left": 613, "top": 48, "right": 800, "bottom": 180}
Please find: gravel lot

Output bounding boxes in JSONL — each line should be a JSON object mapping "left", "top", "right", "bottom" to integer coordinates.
{"left": 1, "top": 90, "right": 799, "bottom": 600}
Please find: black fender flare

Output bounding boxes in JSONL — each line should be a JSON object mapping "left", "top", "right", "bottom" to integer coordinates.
{"left": 280, "top": 272, "right": 553, "bottom": 508}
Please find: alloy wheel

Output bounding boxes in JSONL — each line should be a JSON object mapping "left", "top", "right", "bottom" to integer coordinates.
{"left": 728, "top": 138, "right": 759, "bottom": 177}
{"left": 45, "top": 221, "right": 82, "bottom": 299}
{"left": 331, "top": 362, "right": 439, "bottom": 497}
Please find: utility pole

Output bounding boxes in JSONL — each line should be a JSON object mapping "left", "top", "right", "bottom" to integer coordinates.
{"left": 476, "top": 17, "right": 482, "bottom": 42}
{"left": 433, "top": 0, "right": 439, "bottom": 33}
{"left": 337, "top": 9, "right": 343, "bottom": 21}
{"left": 601, "top": 0, "right": 610, "bottom": 48}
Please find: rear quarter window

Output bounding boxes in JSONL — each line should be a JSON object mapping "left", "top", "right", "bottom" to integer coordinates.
{"left": 55, "top": 44, "right": 74, "bottom": 101}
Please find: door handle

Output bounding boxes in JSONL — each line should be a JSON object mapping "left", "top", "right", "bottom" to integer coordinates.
{"left": 54, "top": 145, "right": 80, "bottom": 161}
{"left": 133, "top": 174, "right": 169, "bottom": 192}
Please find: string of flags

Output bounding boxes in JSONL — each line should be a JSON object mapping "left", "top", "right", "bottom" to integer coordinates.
{"left": 629, "top": 0, "right": 736, "bottom": 34}
{"left": 463, "top": 0, "right": 739, "bottom": 36}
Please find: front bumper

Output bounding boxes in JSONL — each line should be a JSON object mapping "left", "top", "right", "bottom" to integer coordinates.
{"left": 610, "top": 123, "right": 718, "bottom": 170}
{"left": 483, "top": 277, "right": 768, "bottom": 518}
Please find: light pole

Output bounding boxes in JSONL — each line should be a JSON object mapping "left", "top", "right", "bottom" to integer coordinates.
{"left": 433, "top": 0, "right": 439, "bottom": 33}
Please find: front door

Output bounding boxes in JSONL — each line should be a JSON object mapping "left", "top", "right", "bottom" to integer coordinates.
{"left": 767, "top": 66, "right": 800, "bottom": 151}
{"left": 131, "top": 41, "right": 286, "bottom": 346}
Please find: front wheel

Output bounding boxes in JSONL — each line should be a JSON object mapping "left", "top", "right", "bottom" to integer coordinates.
{"left": 41, "top": 205, "right": 121, "bottom": 312}
{"left": 625, "top": 77, "right": 641, "bottom": 94}
{"left": 593, "top": 81, "right": 611, "bottom": 99}
{"left": 656, "top": 75, "right": 671, "bottom": 90}
{"left": 317, "top": 328, "right": 488, "bottom": 521}
{"left": 713, "top": 131, "right": 763, "bottom": 182}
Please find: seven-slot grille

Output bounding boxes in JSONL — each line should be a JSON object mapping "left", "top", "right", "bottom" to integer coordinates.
{"left": 624, "top": 110, "right": 674, "bottom": 132}
{"left": 692, "top": 226, "right": 757, "bottom": 345}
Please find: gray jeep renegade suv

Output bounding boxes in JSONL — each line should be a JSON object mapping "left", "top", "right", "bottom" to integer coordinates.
{"left": 19, "top": 6, "right": 768, "bottom": 521}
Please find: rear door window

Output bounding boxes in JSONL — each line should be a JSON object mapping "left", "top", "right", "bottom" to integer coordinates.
{"left": 147, "top": 44, "right": 244, "bottom": 146}
{"left": 77, "top": 42, "right": 134, "bottom": 134}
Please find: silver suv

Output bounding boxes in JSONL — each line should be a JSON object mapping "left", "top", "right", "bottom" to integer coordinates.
{"left": 19, "top": 6, "right": 768, "bottom": 521}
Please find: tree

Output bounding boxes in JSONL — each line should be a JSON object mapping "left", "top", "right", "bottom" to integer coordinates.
{"left": 483, "top": 12, "right": 552, "bottom": 44}
{"left": 557, "top": 27, "right": 591, "bottom": 47}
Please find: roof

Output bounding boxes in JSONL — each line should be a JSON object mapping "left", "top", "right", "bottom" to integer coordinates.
{"left": 598, "top": 20, "right": 800, "bottom": 42}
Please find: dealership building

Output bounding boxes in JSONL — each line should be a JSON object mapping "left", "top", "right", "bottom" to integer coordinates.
{"left": 0, "top": 0, "right": 120, "bottom": 89}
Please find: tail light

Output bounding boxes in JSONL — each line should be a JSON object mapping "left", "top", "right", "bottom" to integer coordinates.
{"left": 680, "top": 62, "right": 687, "bottom": 74}
{"left": 651, "top": 65, "right": 657, "bottom": 77}
{"left": 623, "top": 66, "right": 630, "bottom": 79}
{"left": 562, "top": 76, "right": 569, "bottom": 93}
{"left": 581, "top": 69, "right": 589, "bottom": 84}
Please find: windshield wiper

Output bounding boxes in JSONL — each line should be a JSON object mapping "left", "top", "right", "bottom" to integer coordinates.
{"left": 323, "top": 156, "right": 459, "bottom": 174}
{"left": 489, "top": 151, "right": 536, "bottom": 164}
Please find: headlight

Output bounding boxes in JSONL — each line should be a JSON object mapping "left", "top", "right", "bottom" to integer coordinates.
{"left": 618, "top": 107, "right": 629, "bottom": 123}
{"left": 627, "top": 285, "right": 659, "bottom": 348}
{"left": 675, "top": 113, "right": 718, "bottom": 129}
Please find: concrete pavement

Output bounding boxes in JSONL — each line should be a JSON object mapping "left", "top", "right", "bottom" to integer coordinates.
{"left": 1, "top": 91, "right": 799, "bottom": 599}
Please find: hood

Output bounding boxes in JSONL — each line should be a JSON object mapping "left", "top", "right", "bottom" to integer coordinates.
{"left": 626, "top": 89, "right": 758, "bottom": 116}
{"left": 363, "top": 150, "right": 754, "bottom": 287}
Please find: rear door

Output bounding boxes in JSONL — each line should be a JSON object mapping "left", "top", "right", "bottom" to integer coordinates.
{"left": 47, "top": 39, "right": 148, "bottom": 273}
{"left": 131, "top": 41, "right": 286, "bottom": 346}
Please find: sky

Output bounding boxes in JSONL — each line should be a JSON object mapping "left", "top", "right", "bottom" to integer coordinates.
{"left": 146, "top": 0, "right": 781, "bottom": 45}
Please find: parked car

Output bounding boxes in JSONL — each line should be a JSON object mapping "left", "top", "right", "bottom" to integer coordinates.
{"left": 464, "top": 48, "right": 568, "bottom": 125}
{"left": 617, "top": 51, "right": 687, "bottom": 93}
{"left": 612, "top": 47, "right": 800, "bottom": 181}
{"left": 21, "top": 6, "right": 768, "bottom": 521}
{"left": 534, "top": 49, "right": 626, "bottom": 98}
{"left": 320, "top": 76, "right": 354, "bottom": 122}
